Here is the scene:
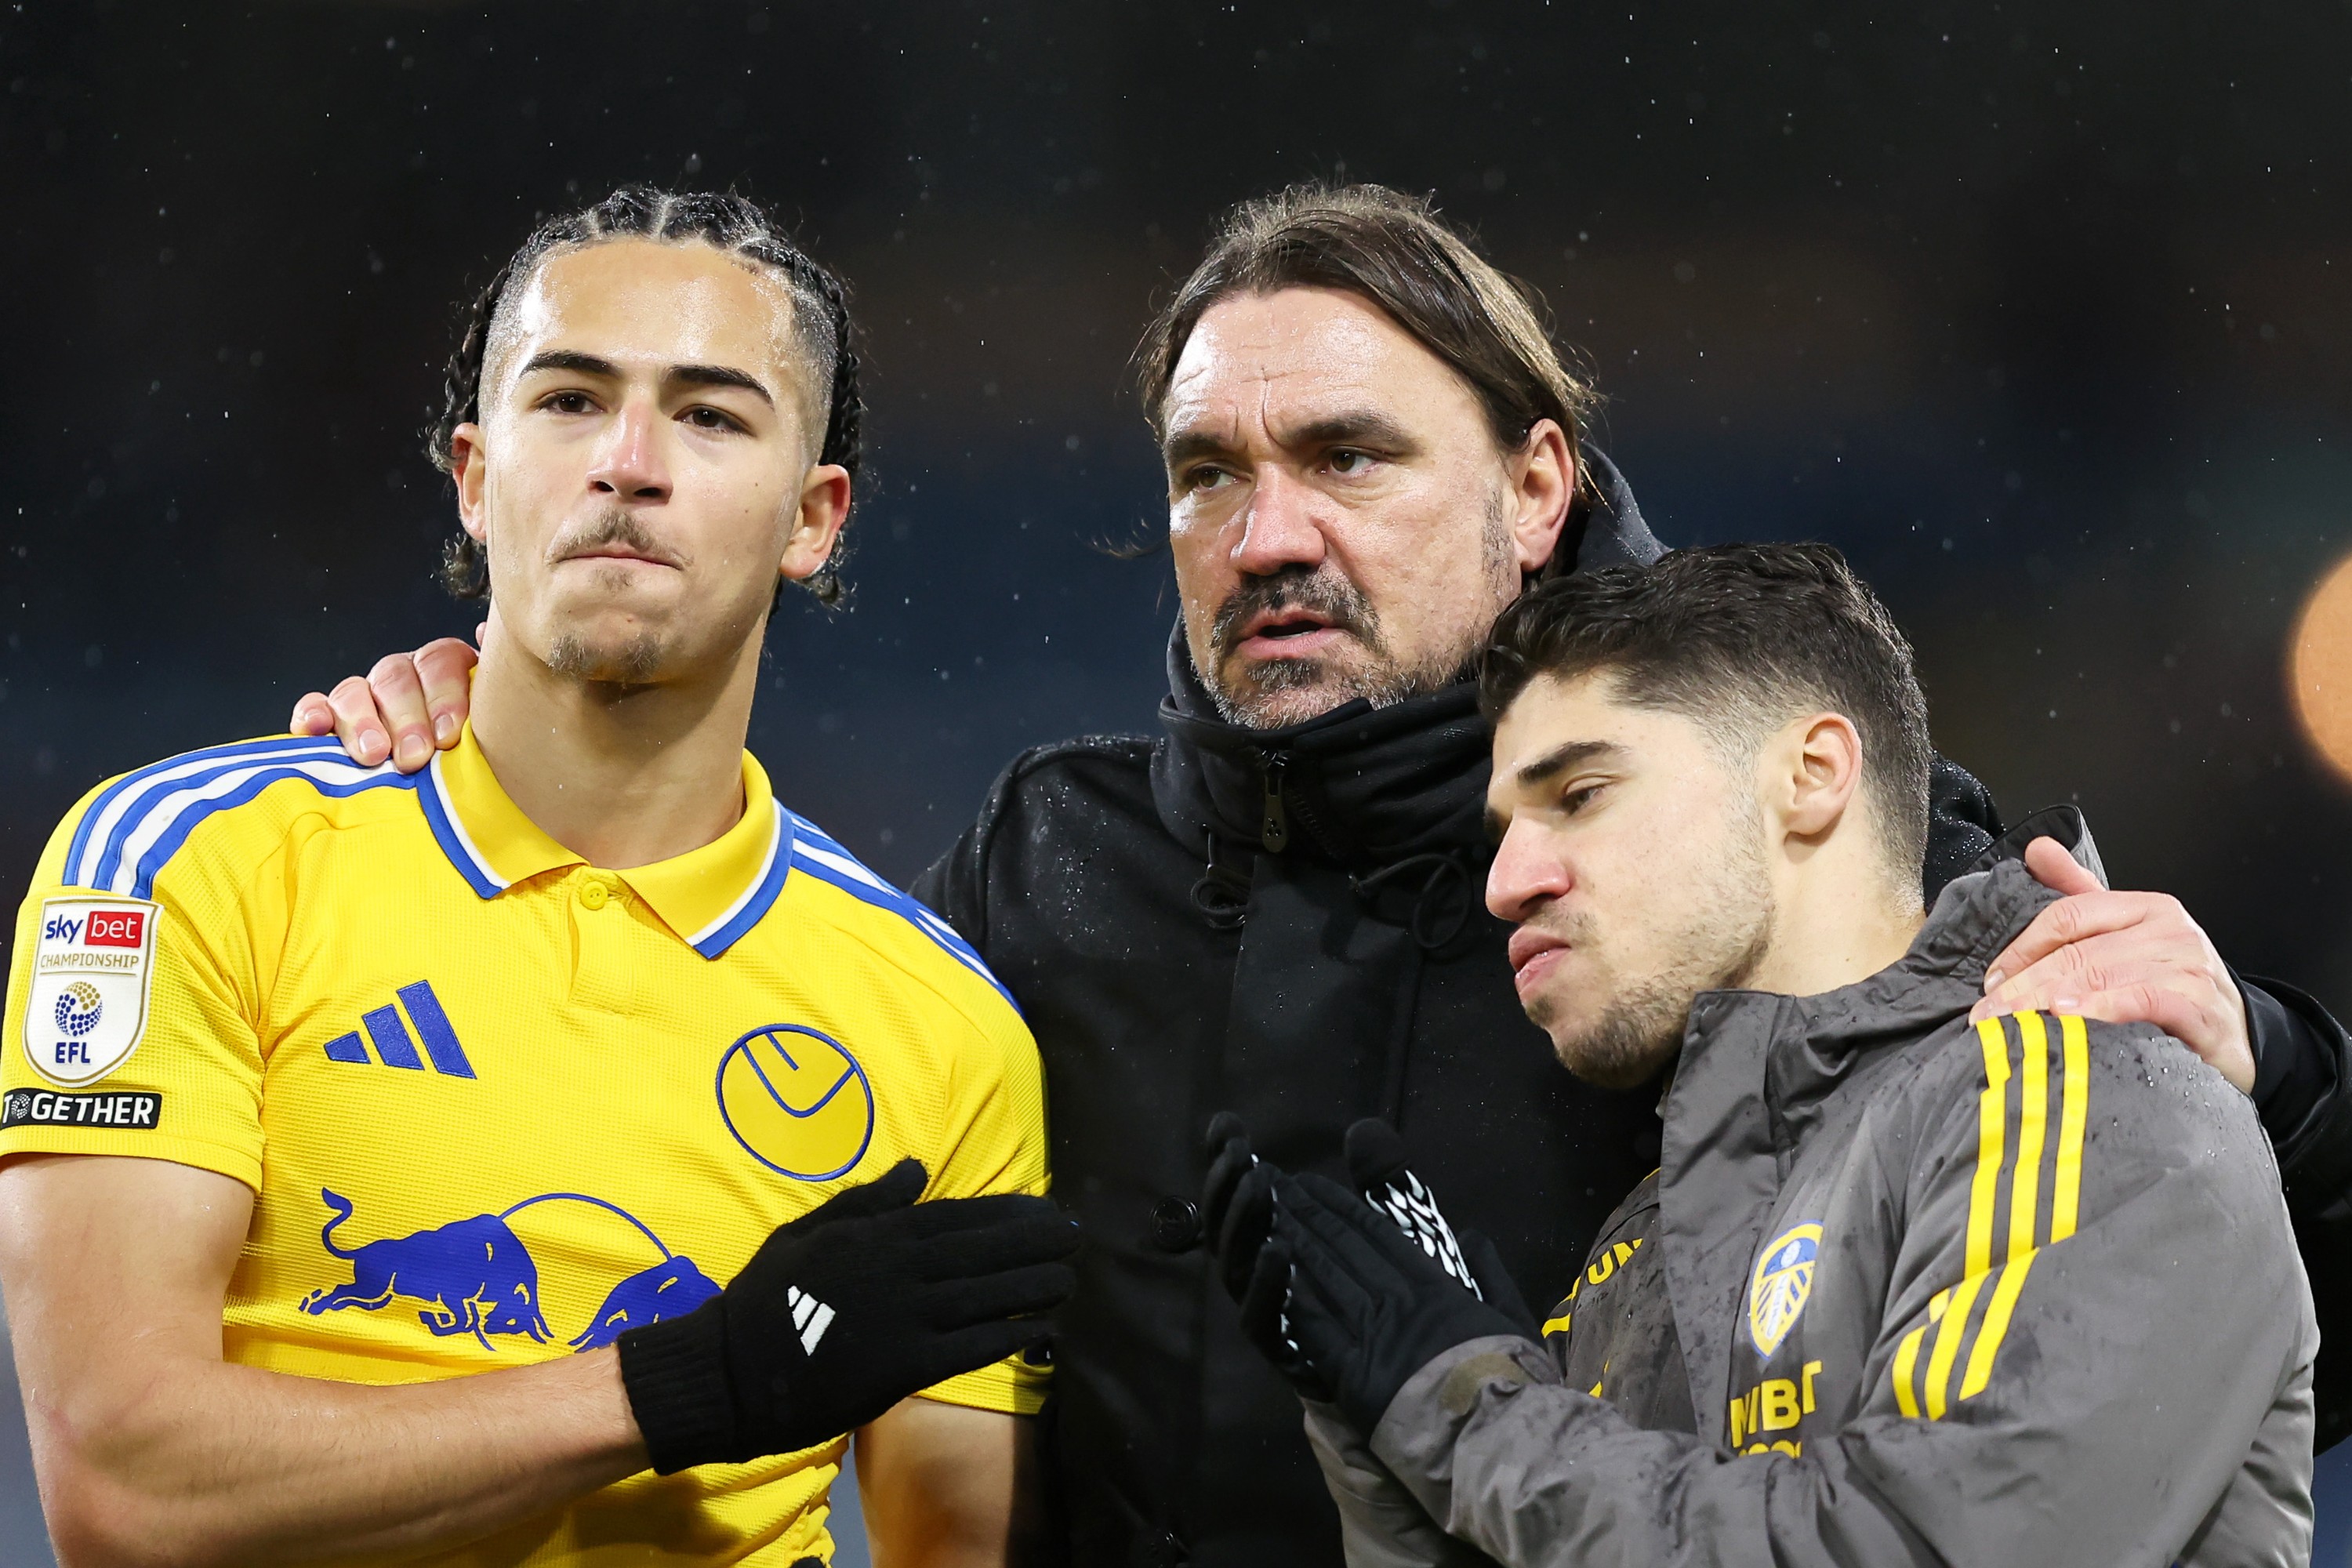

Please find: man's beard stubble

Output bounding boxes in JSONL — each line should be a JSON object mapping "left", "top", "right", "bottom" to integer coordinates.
{"left": 1202, "top": 565, "right": 1421, "bottom": 726}
{"left": 1197, "top": 489, "right": 1517, "bottom": 730}
{"left": 541, "top": 506, "right": 672, "bottom": 686}
{"left": 1527, "top": 812, "right": 1777, "bottom": 1091}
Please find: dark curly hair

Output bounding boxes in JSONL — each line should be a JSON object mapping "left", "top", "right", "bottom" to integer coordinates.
{"left": 425, "top": 186, "right": 863, "bottom": 608}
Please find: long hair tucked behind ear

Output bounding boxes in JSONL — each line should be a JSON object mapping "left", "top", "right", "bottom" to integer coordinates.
{"left": 1134, "top": 183, "right": 1600, "bottom": 498}
{"left": 426, "top": 187, "right": 864, "bottom": 609}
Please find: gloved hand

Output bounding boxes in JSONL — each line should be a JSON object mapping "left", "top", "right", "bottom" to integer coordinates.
{"left": 617, "top": 1158, "right": 1076, "bottom": 1472}
{"left": 1203, "top": 1111, "right": 1276, "bottom": 1298}
{"left": 1265, "top": 1169, "right": 1530, "bottom": 1433}
{"left": 1343, "top": 1118, "right": 1538, "bottom": 1341}
{"left": 1202, "top": 1112, "right": 1321, "bottom": 1392}
{"left": 1204, "top": 1115, "right": 1537, "bottom": 1421}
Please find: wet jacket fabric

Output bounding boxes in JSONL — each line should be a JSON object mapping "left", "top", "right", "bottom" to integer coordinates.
{"left": 913, "top": 450, "right": 2352, "bottom": 1566}
{"left": 914, "top": 455, "right": 1684, "bottom": 1567}
{"left": 1345, "top": 813, "right": 2318, "bottom": 1567}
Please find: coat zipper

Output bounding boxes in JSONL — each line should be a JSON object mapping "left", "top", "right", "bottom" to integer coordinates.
{"left": 1260, "top": 755, "right": 1290, "bottom": 852}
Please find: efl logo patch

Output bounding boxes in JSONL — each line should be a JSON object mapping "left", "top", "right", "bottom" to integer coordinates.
{"left": 1748, "top": 1222, "right": 1823, "bottom": 1360}
{"left": 23, "top": 898, "right": 159, "bottom": 1087}
{"left": 2, "top": 1089, "right": 162, "bottom": 1131}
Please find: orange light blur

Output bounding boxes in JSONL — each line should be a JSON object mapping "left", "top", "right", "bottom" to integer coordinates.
{"left": 2288, "top": 550, "right": 2352, "bottom": 785}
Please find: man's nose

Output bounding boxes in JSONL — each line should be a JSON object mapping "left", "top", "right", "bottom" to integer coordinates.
{"left": 1486, "top": 820, "right": 1571, "bottom": 921}
{"left": 587, "top": 400, "right": 672, "bottom": 502}
{"left": 1229, "top": 465, "right": 1327, "bottom": 576}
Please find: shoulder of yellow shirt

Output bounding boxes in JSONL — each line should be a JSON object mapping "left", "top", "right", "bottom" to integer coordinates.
{"left": 32, "top": 734, "right": 1027, "bottom": 1045}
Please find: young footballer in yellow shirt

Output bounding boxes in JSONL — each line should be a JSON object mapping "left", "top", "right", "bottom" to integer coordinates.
{"left": 0, "top": 187, "right": 1073, "bottom": 1567}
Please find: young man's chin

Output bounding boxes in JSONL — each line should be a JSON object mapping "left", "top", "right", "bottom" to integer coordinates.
{"left": 545, "top": 626, "right": 669, "bottom": 686}
{"left": 1536, "top": 990, "right": 1685, "bottom": 1091}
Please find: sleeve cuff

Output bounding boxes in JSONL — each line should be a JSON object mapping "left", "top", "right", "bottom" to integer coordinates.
{"left": 1369, "top": 1335, "right": 1559, "bottom": 1522}
{"left": 617, "top": 1302, "right": 739, "bottom": 1474}
{"left": 2240, "top": 974, "right": 2352, "bottom": 1212}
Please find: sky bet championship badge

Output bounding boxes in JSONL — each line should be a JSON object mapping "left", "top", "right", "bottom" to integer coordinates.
{"left": 22, "top": 898, "right": 160, "bottom": 1088}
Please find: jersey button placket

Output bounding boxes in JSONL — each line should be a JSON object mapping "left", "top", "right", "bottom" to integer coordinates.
{"left": 568, "top": 872, "right": 636, "bottom": 1014}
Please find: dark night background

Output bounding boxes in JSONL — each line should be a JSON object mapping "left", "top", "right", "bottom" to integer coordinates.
{"left": 6, "top": 2, "right": 2352, "bottom": 1560}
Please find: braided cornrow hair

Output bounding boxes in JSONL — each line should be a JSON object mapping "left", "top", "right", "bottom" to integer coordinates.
{"left": 426, "top": 186, "right": 864, "bottom": 609}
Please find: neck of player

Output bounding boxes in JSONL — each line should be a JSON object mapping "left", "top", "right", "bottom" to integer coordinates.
{"left": 1745, "top": 837, "right": 1928, "bottom": 1001}
{"left": 466, "top": 607, "right": 760, "bottom": 870}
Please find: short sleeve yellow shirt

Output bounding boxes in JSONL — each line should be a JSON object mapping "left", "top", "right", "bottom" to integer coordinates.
{"left": 2, "top": 727, "right": 1051, "bottom": 1566}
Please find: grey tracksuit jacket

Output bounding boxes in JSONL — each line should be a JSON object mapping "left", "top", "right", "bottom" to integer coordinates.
{"left": 1307, "top": 811, "right": 2317, "bottom": 1567}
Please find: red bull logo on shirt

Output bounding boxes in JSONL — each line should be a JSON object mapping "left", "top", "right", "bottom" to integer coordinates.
{"left": 22, "top": 897, "right": 159, "bottom": 1087}
{"left": 299, "top": 1189, "right": 719, "bottom": 1353}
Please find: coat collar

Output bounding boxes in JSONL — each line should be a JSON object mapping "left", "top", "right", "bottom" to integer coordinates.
{"left": 1145, "top": 447, "right": 1662, "bottom": 869}
{"left": 1682, "top": 804, "right": 2108, "bottom": 1101}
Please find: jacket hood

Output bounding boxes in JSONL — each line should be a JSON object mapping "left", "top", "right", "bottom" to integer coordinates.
{"left": 1147, "top": 447, "right": 1662, "bottom": 869}
{"left": 1686, "top": 804, "right": 2108, "bottom": 1130}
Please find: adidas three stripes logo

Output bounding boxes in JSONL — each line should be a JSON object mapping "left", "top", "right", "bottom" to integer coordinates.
{"left": 786, "top": 1286, "right": 836, "bottom": 1356}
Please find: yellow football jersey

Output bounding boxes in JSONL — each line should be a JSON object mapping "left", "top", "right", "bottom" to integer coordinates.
{"left": 1, "top": 726, "right": 1050, "bottom": 1566}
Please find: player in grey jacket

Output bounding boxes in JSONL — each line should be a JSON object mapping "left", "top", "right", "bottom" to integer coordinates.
{"left": 1205, "top": 543, "right": 2316, "bottom": 1567}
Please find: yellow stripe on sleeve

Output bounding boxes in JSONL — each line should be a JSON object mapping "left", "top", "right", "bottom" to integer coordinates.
{"left": 2007, "top": 1012, "right": 2050, "bottom": 1265}
{"left": 2052, "top": 1014, "right": 2089, "bottom": 1242}
{"left": 1966, "top": 1018, "right": 2013, "bottom": 1277}
{"left": 1923, "top": 1269, "right": 1987, "bottom": 1420}
{"left": 1891, "top": 1324, "right": 1928, "bottom": 1418}
{"left": 1959, "top": 1249, "right": 2039, "bottom": 1400}
{"left": 1901, "top": 1014, "right": 2087, "bottom": 1422}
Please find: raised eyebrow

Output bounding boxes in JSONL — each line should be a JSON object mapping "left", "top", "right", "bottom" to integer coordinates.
{"left": 516, "top": 350, "right": 619, "bottom": 381}
{"left": 1282, "top": 410, "right": 1418, "bottom": 453}
{"left": 1161, "top": 426, "right": 1236, "bottom": 474}
{"left": 1513, "top": 739, "right": 1625, "bottom": 791}
{"left": 667, "top": 363, "right": 775, "bottom": 408}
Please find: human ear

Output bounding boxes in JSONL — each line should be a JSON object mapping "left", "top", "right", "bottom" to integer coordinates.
{"left": 1507, "top": 419, "right": 1576, "bottom": 575}
{"left": 779, "top": 463, "right": 854, "bottom": 583}
{"left": 451, "top": 423, "right": 489, "bottom": 543}
{"left": 1778, "top": 713, "right": 1866, "bottom": 841}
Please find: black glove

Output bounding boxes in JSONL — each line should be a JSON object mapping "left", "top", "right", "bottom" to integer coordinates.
{"left": 1266, "top": 1170, "right": 1529, "bottom": 1432}
{"left": 617, "top": 1158, "right": 1076, "bottom": 1472}
{"left": 1343, "top": 1117, "right": 1538, "bottom": 1340}
{"left": 1205, "top": 1114, "right": 1538, "bottom": 1417}
{"left": 1203, "top": 1110, "right": 1277, "bottom": 1300}
{"left": 1201, "top": 1113, "right": 1324, "bottom": 1393}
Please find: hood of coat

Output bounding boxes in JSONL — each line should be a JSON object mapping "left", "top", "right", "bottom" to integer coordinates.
{"left": 1679, "top": 804, "right": 2107, "bottom": 1137}
{"left": 1146, "top": 448, "right": 1663, "bottom": 869}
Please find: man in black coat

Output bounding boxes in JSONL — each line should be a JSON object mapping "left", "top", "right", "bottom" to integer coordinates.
{"left": 303, "top": 183, "right": 2352, "bottom": 1567}
{"left": 909, "top": 184, "right": 2352, "bottom": 1566}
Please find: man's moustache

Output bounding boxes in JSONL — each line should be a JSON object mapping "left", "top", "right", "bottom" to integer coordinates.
{"left": 545, "top": 509, "right": 670, "bottom": 565}
{"left": 1208, "top": 572, "right": 1377, "bottom": 656}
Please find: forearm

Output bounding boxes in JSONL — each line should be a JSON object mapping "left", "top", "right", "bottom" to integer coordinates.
{"left": 1377, "top": 1254, "right": 2299, "bottom": 1568}
{"left": 1301, "top": 1398, "right": 1491, "bottom": 1568}
{"left": 855, "top": 1399, "right": 1036, "bottom": 1568}
{"left": 1370, "top": 1338, "right": 1769, "bottom": 1568}
{"left": 35, "top": 1345, "right": 645, "bottom": 1567}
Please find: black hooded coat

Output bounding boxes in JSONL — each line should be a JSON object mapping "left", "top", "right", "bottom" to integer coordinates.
{"left": 911, "top": 452, "right": 2352, "bottom": 1567}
